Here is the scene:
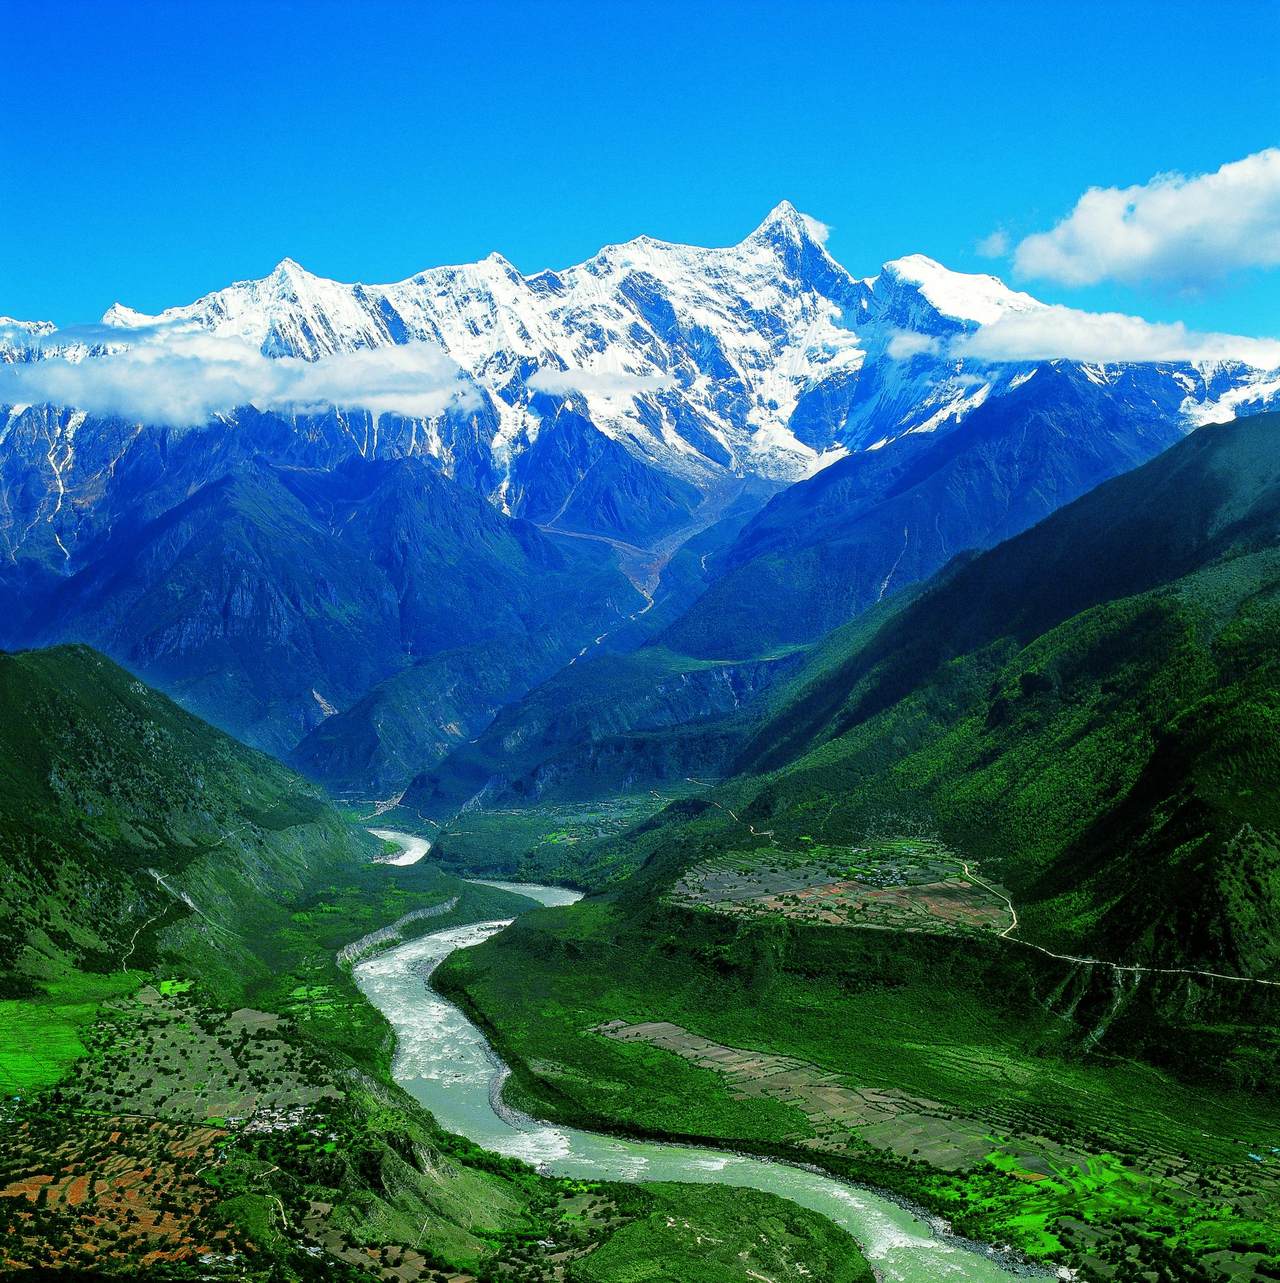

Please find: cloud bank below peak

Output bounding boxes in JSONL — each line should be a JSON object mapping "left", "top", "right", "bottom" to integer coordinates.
{"left": 884, "top": 295, "right": 1280, "bottom": 370}
{"left": 955, "top": 305, "right": 1280, "bottom": 368}
{"left": 0, "top": 327, "right": 478, "bottom": 426}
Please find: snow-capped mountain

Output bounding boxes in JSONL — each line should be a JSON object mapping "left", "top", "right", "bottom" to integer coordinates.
{"left": 102, "top": 203, "right": 865, "bottom": 479}
{"left": 0, "top": 317, "right": 55, "bottom": 362}
{"left": 4, "top": 202, "right": 1277, "bottom": 562}
{"left": 91, "top": 201, "right": 1279, "bottom": 464}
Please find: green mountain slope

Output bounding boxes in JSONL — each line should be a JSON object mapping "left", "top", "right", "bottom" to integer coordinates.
{"left": 0, "top": 642, "right": 377, "bottom": 990}
{"left": 288, "top": 638, "right": 537, "bottom": 799}
{"left": 521, "top": 411, "right": 1280, "bottom": 979}
{"left": 0, "top": 645, "right": 541, "bottom": 1276}
{"left": 408, "top": 363, "right": 1186, "bottom": 844}
{"left": 725, "top": 410, "right": 1280, "bottom": 977}
{"left": 402, "top": 645, "right": 802, "bottom": 820}
{"left": 658, "top": 362, "right": 1184, "bottom": 659}
{"left": 439, "top": 413, "right": 1280, "bottom": 1283}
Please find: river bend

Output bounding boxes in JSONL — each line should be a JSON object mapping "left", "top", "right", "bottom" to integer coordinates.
{"left": 353, "top": 842, "right": 1047, "bottom": 1282}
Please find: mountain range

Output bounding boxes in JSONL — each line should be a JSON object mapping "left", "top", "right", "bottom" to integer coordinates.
{"left": 2, "top": 205, "right": 1278, "bottom": 788}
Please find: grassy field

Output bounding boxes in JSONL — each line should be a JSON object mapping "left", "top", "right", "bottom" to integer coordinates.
{"left": 0, "top": 970, "right": 142, "bottom": 1095}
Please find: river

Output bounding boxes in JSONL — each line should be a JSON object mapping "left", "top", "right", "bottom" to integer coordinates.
{"left": 353, "top": 839, "right": 1050, "bottom": 1282}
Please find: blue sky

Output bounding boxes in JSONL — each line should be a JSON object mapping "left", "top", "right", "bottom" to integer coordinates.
{"left": 3, "top": 0, "right": 1278, "bottom": 335}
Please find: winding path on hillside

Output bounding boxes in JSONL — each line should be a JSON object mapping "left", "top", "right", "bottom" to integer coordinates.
{"left": 684, "top": 780, "right": 1279, "bottom": 990}
{"left": 957, "top": 861, "right": 1280, "bottom": 989}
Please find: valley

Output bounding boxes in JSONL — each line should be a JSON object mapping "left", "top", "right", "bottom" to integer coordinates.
{"left": 438, "top": 887, "right": 1280, "bottom": 1283}
{"left": 427, "top": 415, "right": 1280, "bottom": 1283}
{"left": 0, "top": 654, "right": 891, "bottom": 1280}
{"left": 3, "top": 85, "right": 1280, "bottom": 1283}
{"left": 9, "top": 406, "right": 1280, "bottom": 1276}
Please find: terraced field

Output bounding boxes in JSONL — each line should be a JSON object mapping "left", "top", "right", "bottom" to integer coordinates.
{"left": 589, "top": 1016, "right": 1280, "bottom": 1276}
{"left": 1, "top": 973, "right": 530, "bottom": 1281}
{"left": 669, "top": 838, "right": 1012, "bottom": 936}
{"left": 593, "top": 1018, "right": 993, "bottom": 1169}
{"left": 0, "top": 983, "right": 347, "bottom": 1271}
{"left": 0, "top": 1114, "right": 237, "bottom": 1272}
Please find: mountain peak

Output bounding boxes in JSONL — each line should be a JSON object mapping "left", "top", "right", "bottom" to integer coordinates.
{"left": 882, "top": 252, "right": 946, "bottom": 278}
{"left": 746, "top": 201, "right": 828, "bottom": 249}
{"left": 0, "top": 315, "right": 55, "bottom": 336}
{"left": 101, "top": 302, "right": 151, "bottom": 328}
{"left": 482, "top": 249, "right": 521, "bottom": 276}
{"left": 762, "top": 198, "right": 802, "bottom": 222}
{"left": 879, "top": 254, "right": 1040, "bottom": 325}
{"left": 268, "top": 256, "right": 315, "bottom": 283}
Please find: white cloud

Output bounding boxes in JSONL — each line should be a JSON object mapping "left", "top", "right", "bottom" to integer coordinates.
{"left": 1013, "top": 148, "right": 1280, "bottom": 287}
{"left": 0, "top": 325, "right": 479, "bottom": 425}
{"left": 953, "top": 304, "right": 1280, "bottom": 368}
{"left": 527, "top": 367, "right": 673, "bottom": 399}
{"left": 799, "top": 213, "right": 831, "bottom": 246}
{"left": 975, "top": 228, "right": 1009, "bottom": 258}
{"left": 886, "top": 331, "right": 941, "bottom": 360}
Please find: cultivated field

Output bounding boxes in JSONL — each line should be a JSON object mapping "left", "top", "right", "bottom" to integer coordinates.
{"left": 669, "top": 837, "right": 1013, "bottom": 936}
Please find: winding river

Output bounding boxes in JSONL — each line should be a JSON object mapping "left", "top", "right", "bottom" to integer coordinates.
{"left": 353, "top": 838, "right": 1049, "bottom": 1282}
